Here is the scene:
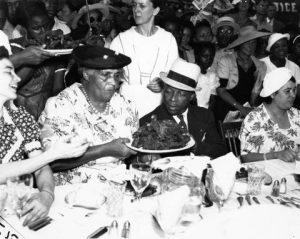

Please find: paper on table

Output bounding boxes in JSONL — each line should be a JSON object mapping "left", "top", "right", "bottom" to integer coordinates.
{"left": 209, "top": 153, "right": 241, "bottom": 199}
{"left": 152, "top": 156, "right": 210, "bottom": 179}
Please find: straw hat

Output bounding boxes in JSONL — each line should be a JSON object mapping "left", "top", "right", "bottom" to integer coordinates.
{"left": 212, "top": 16, "right": 240, "bottom": 35}
{"left": 160, "top": 59, "right": 200, "bottom": 92}
{"left": 260, "top": 68, "right": 293, "bottom": 97}
{"left": 71, "top": 3, "right": 120, "bottom": 29}
{"left": 226, "top": 25, "right": 271, "bottom": 49}
{"left": 266, "top": 33, "right": 290, "bottom": 52}
{"left": 73, "top": 45, "right": 131, "bottom": 70}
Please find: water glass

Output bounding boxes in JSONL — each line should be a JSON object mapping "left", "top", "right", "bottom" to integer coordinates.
{"left": 247, "top": 164, "right": 265, "bottom": 195}
{"left": 106, "top": 180, "right": 126, "bottom": 218}
{"left": 130, "top": 163, "right": 152, "bottom": 200}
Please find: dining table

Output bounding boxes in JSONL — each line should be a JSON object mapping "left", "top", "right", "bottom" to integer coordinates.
{"left": 2, "top": 158, "right": 300, "bottom": 239}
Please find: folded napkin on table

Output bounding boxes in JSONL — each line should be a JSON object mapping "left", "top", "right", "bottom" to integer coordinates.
{"left": 209, "top": 152, "right": 241, "bottom": 200}
{"left": 155, "top": 186, "right": 190, "bottom": 233}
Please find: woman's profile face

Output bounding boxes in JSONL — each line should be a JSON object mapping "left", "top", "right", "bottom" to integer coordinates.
{"left": 0, "top": 58, "right": 20, "bottom": 101}
{"left": 272, "top": 80, "right": 297, "bottom": 110}
{"left": 132, "top": 0, "right": 158, "bottom": 26}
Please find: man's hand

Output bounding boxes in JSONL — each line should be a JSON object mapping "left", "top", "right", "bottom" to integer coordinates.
{"left": 18, "top": 46, "right": 56, "bottom": 66}
{"left": 147, "top": 77, "right": 163, "bottom": 93}
{"left": 22, "top": 191, "right": 53, "bottom": 227}
{"left": 104, "top": 138, "right": 137, "bottom": 159}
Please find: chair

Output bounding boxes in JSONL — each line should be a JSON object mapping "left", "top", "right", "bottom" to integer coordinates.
{"left": 218, "top": 121, "right": 242, "bottom": 157}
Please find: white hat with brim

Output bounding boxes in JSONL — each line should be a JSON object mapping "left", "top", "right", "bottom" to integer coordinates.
{"left": 260, "top": 67, "right": 293, "bottom": 97}
{"left": 227, "top": 25, "right": 271, "bottom": 49}
{"left": 71, "top": 3, "right": 119, "bottom": 29}
{"left": 160, "top": 58, "right": 200, "bottom": 92}
{"left": 266, "top": 33, "right": 290, "bottom": 52}
{"left": 212, "top": 16, "right": 240, "bottom": 35}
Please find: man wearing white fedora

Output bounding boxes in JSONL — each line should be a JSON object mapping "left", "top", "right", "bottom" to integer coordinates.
{"left": 140, "top": 59, "right": 227, "bottom": 159}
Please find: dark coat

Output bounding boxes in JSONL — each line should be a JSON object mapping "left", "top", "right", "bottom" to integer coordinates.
{"left": 140, "top": 104, "right": 227, "bottom": 159}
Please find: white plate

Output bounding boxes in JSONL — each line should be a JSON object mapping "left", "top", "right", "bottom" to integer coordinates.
{"left": 126, "top": 136, "right": 195, "bottom": 154}
{"left": 43, "top": 49, "right": 73, "bottom": 55}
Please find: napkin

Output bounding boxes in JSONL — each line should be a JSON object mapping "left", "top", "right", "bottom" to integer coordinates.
{"left": 156, "top": 186, "right": 190, "bottom": 234}
{"left": 209, "top": 152, "right": 241, "bottom": 199}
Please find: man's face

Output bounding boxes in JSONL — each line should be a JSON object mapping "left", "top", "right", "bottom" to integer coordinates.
{"left": 256, "top": 0, "right": 268, "bottom": 15}
{"left": 163, "top": 84, "right": 194, "bottom": 115}
{"left": 267, "top": 5, "right": 276, "bottom": 19}
{"left": 217, "top": 25, "right": 234, "bottom": 47}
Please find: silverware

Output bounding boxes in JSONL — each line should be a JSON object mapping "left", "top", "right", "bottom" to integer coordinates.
{"left": 28, "top": 217, "right": 52, "bottom": 231}
{"left": 266, "top": 196, "right": 275, "bottom": 204}
{"left": 87, "top": 226, "right": 109, "bottom": 238}
{"left": 252, "top": 197, "right": 260, "bottom": 204}
{"left": 245, "top": 194, "right": 251, "bottom": 205}
{"left": 237, "top": 196, "right": 244, "bottom": 208}
{"left": 72, "top": 204, "right": 98, "bottom": 210}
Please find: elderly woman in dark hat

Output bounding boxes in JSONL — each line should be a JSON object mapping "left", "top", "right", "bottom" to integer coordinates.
{"left": 240, "top": 67, "right": 300, "bottom": 163}
{"left": 39, "top": 46, "right": 138, "bottom": 185}
{"left": 215, "top": 25, "right": 270, "bottom": 121}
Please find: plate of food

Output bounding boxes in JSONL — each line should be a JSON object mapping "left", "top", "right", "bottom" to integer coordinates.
{"left": 126, "top": 117, "right": 195, "bottom": 153}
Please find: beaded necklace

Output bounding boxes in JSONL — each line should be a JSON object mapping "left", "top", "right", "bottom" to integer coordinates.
{"left": 80, "top": 86, "right": 110, "bottom": 115}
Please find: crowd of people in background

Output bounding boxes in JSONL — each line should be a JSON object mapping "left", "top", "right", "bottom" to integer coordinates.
{"left": 1, "top": 0, "right": 300, "bottom": 226}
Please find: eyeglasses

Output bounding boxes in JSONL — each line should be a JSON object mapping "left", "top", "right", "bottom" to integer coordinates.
{"left": 218, "top": 28, "right": 233, "bottom": 35}
{"left": 90, "top": 16, "right": 102, "bottom": 24}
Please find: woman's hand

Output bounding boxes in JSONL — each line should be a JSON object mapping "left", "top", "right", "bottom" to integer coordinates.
{"left": 147, "top": 77, "right": 163, "bottom": 93}
{"left": 22, "top": 191, "right": 53, "bottom": 227}
{"left": 46, "top": 136, "right": 90, "bottom": 161}
{"left": 275, "top": 149, "right": 297, "bottom": 162}
{"left": 104, "top": 138, "right": 137, "bottom": 159}
{"left": 19, "top": 46, "right": 56, "bottom": 65}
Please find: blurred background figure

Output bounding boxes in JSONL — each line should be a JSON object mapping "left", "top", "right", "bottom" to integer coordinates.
{"left": 178, "top": 21, "right": 195, "bottom": 63}
{"left": 266, "top": 2, "right": 284, "bottom": 33}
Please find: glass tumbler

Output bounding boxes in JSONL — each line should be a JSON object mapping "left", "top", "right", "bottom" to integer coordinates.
{"left": 106, "top": 180, "right": 127, "bottom": 218}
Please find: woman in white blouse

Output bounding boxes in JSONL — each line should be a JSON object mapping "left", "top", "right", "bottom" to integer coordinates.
{"left": 110, "top": 0, "right": 178, "bottom": 118}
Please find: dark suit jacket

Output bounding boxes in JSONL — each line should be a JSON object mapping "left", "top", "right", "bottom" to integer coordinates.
{"left": 140, "top": 104, "right": 227, "bottom": 159}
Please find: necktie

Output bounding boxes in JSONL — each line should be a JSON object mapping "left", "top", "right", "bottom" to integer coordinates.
{"left": 177, "top": 114, "right": 188, "bottom": 132}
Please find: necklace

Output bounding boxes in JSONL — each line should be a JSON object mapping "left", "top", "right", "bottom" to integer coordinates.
{"left": 80, "top": 86, "right": 110, "bottom": 115}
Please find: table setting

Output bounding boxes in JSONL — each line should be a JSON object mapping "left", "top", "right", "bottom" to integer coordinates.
{"left": 1, "top": 152, "right": 300, "bottom": 238}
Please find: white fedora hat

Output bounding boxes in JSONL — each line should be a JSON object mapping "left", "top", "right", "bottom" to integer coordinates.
{"left": 260, "top": 68, "right": 293, "bottom": 97}
{"left": 266, "top": 33, "right": 290, "bottom": 52}
{"left": 160, "top": 58, "right": 200, "bottom": 92}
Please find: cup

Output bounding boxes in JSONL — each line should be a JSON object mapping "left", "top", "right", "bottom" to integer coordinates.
{"left": 106, "top": 180, "right": 127, "bottom": 218}
{"left": 247, "top": 164, "right": 265, "bottom": 195}
{"left": 182, "top": 179, "right": 204, "bottom": 222}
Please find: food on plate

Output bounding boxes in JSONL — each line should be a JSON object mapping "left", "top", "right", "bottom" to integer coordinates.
{"left": 131, "top": 115, "right": 190, "bottom": 150}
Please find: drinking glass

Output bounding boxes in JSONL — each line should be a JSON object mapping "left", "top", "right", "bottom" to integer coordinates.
{"left": 130, "top": 163, "right": 152, "bottom": 201}
{"left": 5, "top": 175, "right": 32, "bottom": 218}
{"left": 247, "top": 164, "right": 265, "bottom": 195}
{"left": 106, "top": 180, "right": 127, "bottom": 218}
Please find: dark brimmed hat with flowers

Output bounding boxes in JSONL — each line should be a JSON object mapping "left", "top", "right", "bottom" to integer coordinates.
{"left": 73, "top": 45, "right": 131, "bottom": 69}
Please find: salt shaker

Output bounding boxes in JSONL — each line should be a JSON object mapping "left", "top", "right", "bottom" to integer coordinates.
{"left": 280, "top": 177, "right": 287, "bottom": 194}
{"left": 109, "top": 220, "right": 118, "bottom": 238}
{"left": 271, "top": 180, "right": 280, "bottom": 197}
{"left": 121, "top": 221, "right": 130, "bottom": 238}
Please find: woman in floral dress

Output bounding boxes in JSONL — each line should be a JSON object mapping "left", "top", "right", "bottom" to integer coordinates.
{"left": 240, "top": 67, "right": 300, "bottom": 163}
{"left": 0, "top": 47, "right": 88, "bottom": 225}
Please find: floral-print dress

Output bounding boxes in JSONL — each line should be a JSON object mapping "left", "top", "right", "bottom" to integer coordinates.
{"left": 0, "top": 104, "right": 42, "bottom": 164}
{"left": 239, "top": 104, "right": 300, "bottom": 155}
{"left": 38, "top": 83, "right": 139, "bottom": 185}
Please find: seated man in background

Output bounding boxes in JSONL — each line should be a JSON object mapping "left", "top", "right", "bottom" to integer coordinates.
{"left": 140, "top": 59, "right": 227, "bottom": 159}
{"left": 39, "top": 45, "right": 138, "bottom": 185}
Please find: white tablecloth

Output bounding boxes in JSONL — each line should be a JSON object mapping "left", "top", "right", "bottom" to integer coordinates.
{"left": 3, "top": 159, "right": 300, "bottom": 239}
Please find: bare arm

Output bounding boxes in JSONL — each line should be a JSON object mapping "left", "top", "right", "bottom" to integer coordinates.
{"left": 50, "top": 138, "right": 136, "bottom": 172}
{"left": 241, "top": 150, "right": 297, "bottom": 163}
